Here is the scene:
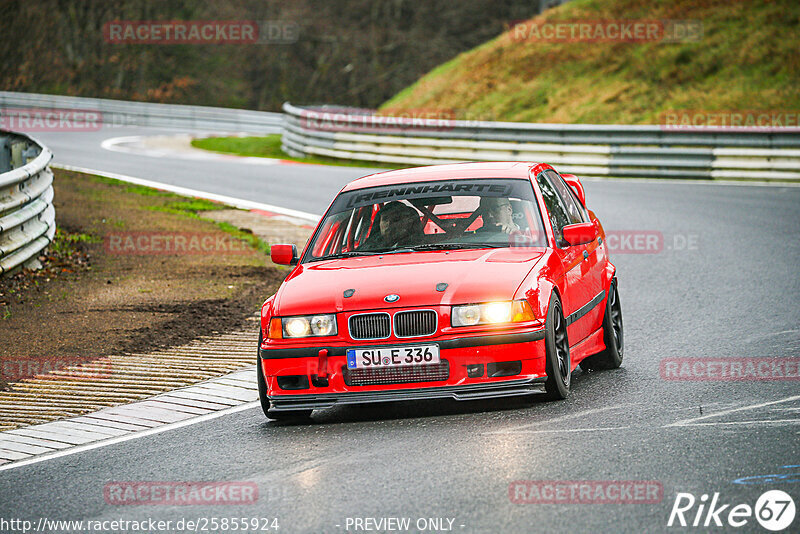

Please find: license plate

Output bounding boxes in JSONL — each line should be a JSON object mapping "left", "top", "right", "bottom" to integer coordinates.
{"left": 346, "top": 344, "right": 440, "bottom": 369}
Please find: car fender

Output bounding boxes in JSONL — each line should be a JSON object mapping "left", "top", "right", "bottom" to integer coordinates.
{"left": 260, "top": 296, "right": 276, "bottom": 339}
{"left": 589, "top": 212, "right": 616, "bottom": 290}
{"left": 604, "top": 262, "right": 617, "bottom": 292}
{"left": 517, "top": 249, "right": 565, "bottom": 322}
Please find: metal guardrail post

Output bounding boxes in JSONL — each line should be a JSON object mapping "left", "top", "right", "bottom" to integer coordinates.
{"left": 0, "top": 137, "right": 10, "bottom": 173}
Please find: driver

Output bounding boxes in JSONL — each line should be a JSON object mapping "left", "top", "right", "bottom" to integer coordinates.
{"left": 360, "top": 201, "right": 423, "bottom": 250}
{"left": 477, "top": 197, "right": 519, "bottom": 234}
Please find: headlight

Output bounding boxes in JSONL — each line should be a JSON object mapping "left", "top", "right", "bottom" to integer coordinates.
{"left": 309, "top": 315, "right": 336, "bottom": 336}
{"left": 271, "top": 314, "right": 338, "bottom": 338}
{"left": 484, "top": 302, "right": 512, "bottom": 323}
{"left": 452, "top": 304, "right": 482, "bottom": 326}
{"left": 285, "top": 317, "right": 311, "bottom": 337}
{"left": 451, "top": 300, "right": 535, "bottom": 327}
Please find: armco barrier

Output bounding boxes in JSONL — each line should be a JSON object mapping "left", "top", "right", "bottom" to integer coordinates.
{"left": 0, "top": 92, "right": 284, "bottom": 133}
{"left": 0, "top": 131, "right": 55, "bottom": 276}
{"left": 282, "top": 103, "right": 800, "bottom": 181}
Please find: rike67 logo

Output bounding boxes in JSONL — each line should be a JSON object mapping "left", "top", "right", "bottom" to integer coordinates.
{"left": 668, "top": 490, "right": 796, "bottom": 531}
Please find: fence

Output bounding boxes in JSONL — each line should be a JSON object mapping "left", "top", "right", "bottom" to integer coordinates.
{"left": 0, "top": 131, "right": 55, "bottom": 276}
{"left": 0, "top": 92, "right": 284, "bottom": 133}
{"left": 282, "top": 103, "right": 800, "bottom": 181}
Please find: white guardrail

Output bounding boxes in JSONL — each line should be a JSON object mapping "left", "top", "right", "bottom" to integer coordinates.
{"left": 0, "top": 131, "right": 55, "bottom": 276}
{"left": 282, "top": 103, "right": 800, "bottom": 181}
{"left": 0, "top": 92, "right": 284, "bottom": 133}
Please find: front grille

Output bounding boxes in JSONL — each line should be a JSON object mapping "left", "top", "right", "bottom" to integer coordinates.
{"left": 343, "top": 360, "right": 450, "bottom": 386}
{"left": 394, "top": 310, "right": 437, "bottom": 338}
{"left": 349, "top": 313, "right": 391, "bottom": 340}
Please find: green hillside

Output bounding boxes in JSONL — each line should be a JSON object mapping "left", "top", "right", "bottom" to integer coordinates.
{"left": 381, "top": 0, "right": 800, "bottom": 124}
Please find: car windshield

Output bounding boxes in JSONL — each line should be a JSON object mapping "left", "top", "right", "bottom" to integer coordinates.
{"left": 304, "top": 178, "right": 547, "bottom": 262}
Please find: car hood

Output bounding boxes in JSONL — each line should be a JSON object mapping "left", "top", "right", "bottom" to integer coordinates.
{"left": 274, "top": 249, "right": 545, "bottom": 315}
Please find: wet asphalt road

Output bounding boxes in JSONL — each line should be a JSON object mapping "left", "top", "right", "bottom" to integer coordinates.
{"left": 0, "top": 127, "right": 798, "bottom": 533}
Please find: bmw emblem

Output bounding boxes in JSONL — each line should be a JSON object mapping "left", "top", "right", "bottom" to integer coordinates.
{"left": 384, "top": 294, "right": 400, "bottom": 303}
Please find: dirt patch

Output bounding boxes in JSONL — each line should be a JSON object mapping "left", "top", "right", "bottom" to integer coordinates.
{"left": 200, "top": 209, "right": 314, "bottom": 253}
{"left": 0, "top": 169, "right": 287, "bottom": 390}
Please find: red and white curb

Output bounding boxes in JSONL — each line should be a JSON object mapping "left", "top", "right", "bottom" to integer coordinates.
{"left": 0, "top": 367, "right": 259, "bottom": 470}
{"left": 100, "top": 134, "right": 289, "bottom": 165}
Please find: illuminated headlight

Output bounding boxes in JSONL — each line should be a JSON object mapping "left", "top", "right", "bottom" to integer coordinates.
{"left": 451, "top": 300, "right": 535, "bottom": 327}
{"left": 281, "top": 314, "right": 338, "bottom": 338}
{"left": 484, "top": 302, "right": 512, "bottom": 323}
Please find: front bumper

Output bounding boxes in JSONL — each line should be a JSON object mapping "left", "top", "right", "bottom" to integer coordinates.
{"left": 261, "top": 329, "right": 547, "bottom": 410}
{"left": 267, "top": 377, "right": 547, "bottom": 411}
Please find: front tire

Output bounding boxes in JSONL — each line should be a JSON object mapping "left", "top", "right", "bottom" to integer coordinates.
{"left": 543, "top": 293, "right": 571, "bottom": 400}
{"left": 580, "top": 278, "right": 623, "bottom": 371}
{"left": 257, "top": 330, "right": 312, "bottom": 421}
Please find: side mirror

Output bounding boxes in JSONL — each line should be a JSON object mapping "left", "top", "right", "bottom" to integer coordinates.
{"left": 562, "top": 174, "right": 586, "bottom": 207}
{"left": 562, "top": 222, "right": 596, "bottom": 246}
{"left": 270, "top": 244, "right": 298, "bottom": 265}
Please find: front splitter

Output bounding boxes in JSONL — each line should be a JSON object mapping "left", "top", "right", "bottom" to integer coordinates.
{"left": 268, "top": 377, "right": 547, "bottom": 411}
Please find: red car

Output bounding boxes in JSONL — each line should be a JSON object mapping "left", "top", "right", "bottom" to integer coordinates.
{"left": 258, "top": 162, "right": 623, "bottom": 420}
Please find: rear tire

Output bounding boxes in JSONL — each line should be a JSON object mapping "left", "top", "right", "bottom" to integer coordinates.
{"left": 257, "top": 330, "right": 312, "bottom": 421}
{"left": 580, "top": 278, "right": 623, "bottom": 371}
{"left": 543, "top": 293, "right": 571, "bottom": 400}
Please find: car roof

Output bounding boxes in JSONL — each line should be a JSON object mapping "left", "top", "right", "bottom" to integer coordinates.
{"left": 342, "top": 162, "right": 544, "bottom": 191}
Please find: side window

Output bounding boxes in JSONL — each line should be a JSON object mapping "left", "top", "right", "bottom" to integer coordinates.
{"left": 311, "top": 213, "right": 347, "bottom": 257}
{"left": 546, "top": 170, "right": 585, "bottom": 224}
{"left": 351, "top": 205, "right": 375, "bottom": 248}
{"left": 536, "top": 173, "right": 571, "bottom": 248}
